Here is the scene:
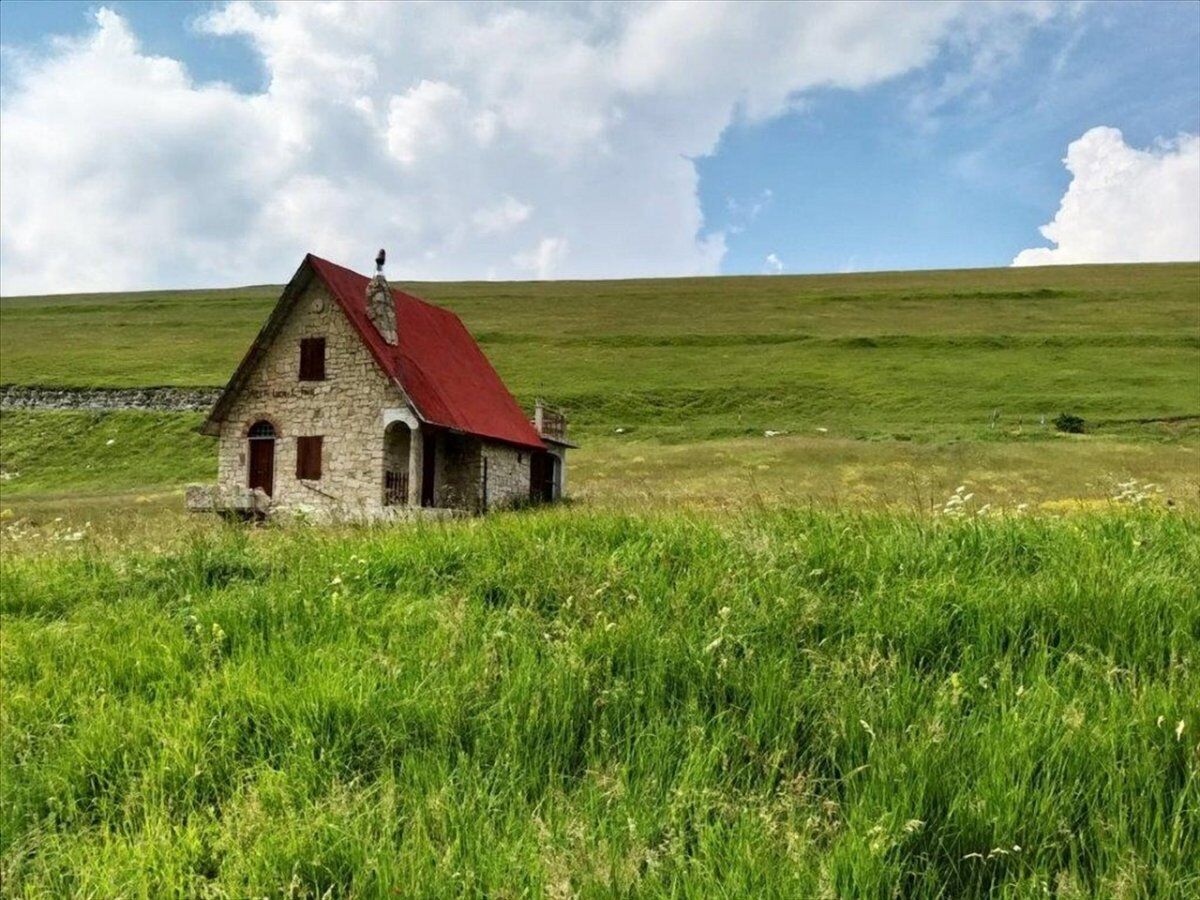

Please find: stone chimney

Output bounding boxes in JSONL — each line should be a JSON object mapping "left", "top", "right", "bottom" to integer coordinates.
{"left": 366, "top": 249, "right": 397, "bottom": 345}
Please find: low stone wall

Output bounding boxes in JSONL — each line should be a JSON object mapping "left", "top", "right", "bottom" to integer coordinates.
{"left": 0, "top": 385, "right": 221, "bottom": 412}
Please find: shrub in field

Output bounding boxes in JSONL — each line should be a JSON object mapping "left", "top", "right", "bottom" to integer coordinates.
{"left": 1, "top": 508, "right": 1197, "bottom": 897}
{"left": 1054, "top": 412, "right": 1086, "bottom": 433}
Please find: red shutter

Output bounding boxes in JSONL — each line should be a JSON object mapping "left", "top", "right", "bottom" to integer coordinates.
{"left": 299, "top": 338, "right": 326, "bottom": 381}
{"left": 296, "top": 436, "right": 323, "bottom": 480}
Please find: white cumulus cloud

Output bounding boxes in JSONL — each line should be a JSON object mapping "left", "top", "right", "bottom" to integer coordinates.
{"left": 472, "top": 196, "right": 533, "bottom": 236}
{"left": 1, "top": 1, "right": 1060, "bottom": 294}
{"left": 1013, "top": 127, "right": 1200, "bottom": 266}
{"left": 763, "top": 253, "right": 784, "bottom": 275}
{"left": 513, "top": 237, "right": 569, "bottom": 280}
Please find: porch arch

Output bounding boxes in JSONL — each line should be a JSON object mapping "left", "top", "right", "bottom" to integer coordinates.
{"left": 383, "top": 421, "right": 411, "bottom": 506}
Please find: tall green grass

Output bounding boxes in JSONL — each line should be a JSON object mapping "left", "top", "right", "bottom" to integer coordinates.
{"left": 3, "top": 508, "right": 1197, "bottom": 896}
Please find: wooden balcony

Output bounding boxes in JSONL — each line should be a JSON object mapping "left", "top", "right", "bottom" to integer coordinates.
{"left": 533, "top": 400, "right": 570, "bottom": 442}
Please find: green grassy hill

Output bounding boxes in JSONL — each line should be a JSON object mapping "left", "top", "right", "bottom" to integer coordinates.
{"left": 2, "top": 262, "right": 1198, "bottom": 512}
{"left": 3, "top": 262, "right": 1197, "bottom": 439}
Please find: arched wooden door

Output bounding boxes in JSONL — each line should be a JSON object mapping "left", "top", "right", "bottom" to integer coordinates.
{"left": 248, "top": 420, "right": 276, "bottom": 497}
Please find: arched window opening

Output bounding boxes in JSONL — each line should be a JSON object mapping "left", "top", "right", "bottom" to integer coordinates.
{"left": 248, "top": 420, "right": 276, "bottom": 439}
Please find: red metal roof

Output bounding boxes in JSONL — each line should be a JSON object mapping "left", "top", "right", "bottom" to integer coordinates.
{"left": 306, "top": 254, "right": 546, "bottom": 451}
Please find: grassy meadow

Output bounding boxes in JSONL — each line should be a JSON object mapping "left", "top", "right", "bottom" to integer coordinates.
{"left": 2, "top": 508, "right": 1198, "bottom": 896}
{"left": 2, "top": 262, "right": 1199, "bottom": 513}
{"left": 1, "top": 263, "right": 1199, "bottom": 896}
{"left": 2, "top": 408, "right": 1198, "bottom": 521}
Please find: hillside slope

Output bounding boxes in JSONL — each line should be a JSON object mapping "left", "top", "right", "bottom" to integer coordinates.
{"left": 2, "top": 263, "right": 1197, "bottom": 443}
{"left": 2, "top": 263, "right": 1197, "bottom": 513}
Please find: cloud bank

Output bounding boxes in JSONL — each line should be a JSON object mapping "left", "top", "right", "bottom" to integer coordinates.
{"left": 1013, "top": 127, "right": 1200, "bottom": 267}
{"left": 2, "top": 1, "right": 1054, "bottom": 294}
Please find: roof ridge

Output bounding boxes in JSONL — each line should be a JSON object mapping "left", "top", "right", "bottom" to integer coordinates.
{"left": 306, "top": 253, "right": 546, "bottom": 451}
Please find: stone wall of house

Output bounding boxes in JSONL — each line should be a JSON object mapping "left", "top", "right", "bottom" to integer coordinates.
{"left": 217, "top": 280, "right": 404, "bottom": 518}
{"left": 436, "top": 433, "right": 483, "bottom": 510}
{"left": 482, "top": 441, "right": 530, "bottom": 509}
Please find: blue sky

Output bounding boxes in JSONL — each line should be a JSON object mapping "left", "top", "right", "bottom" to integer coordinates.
{"left": 700, "top": 2, "right": 1200, "bottom": 273}
{"left": 0, "top": 1, "right": 267, "bottom": 91}
{"left": 1, "top": 1, "right": 1197, "bottom": 293}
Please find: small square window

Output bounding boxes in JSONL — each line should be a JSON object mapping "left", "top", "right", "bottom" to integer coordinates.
{"left": 299, "top": 337, "right": 326, "bottom": 381}
{"left": 296, "top": 435, "right": 323, "bottom": 480}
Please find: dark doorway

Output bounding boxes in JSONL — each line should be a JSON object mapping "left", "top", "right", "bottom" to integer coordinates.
{"left": 530, "top": 451, "right": 557, "bottom": 503}
{"left": 421, "top": 430, "right": 436, "bottom": 507}
{"left": 248, "top": 420, "right": 276, "bottom": 496}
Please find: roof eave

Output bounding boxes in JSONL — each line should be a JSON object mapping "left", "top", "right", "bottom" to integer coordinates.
{"left": 430, "top": 422, "right": 547, "bottom": 452}
{"left": 200, "top": 257, "right": 319, "bottom": 434}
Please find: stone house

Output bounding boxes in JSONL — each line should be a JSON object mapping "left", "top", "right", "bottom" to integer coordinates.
{"left": 188, "top": 253, "right": 574, "bottom": 519}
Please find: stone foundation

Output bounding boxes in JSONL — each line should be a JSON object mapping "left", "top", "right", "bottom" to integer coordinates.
{"left": 185, "top": 484, "right": 270, "bottom": 516}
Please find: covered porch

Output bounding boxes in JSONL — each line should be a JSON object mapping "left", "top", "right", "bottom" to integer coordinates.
{"left": 382, "top": 408, "right": 483, "bottom": 512}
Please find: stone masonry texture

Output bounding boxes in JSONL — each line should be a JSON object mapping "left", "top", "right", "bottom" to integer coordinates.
{"left": 1, "top": 385, "right": 221, "bottom": 412}
{"left": 216, "top": 280, "right": 404, "bottom": 519}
